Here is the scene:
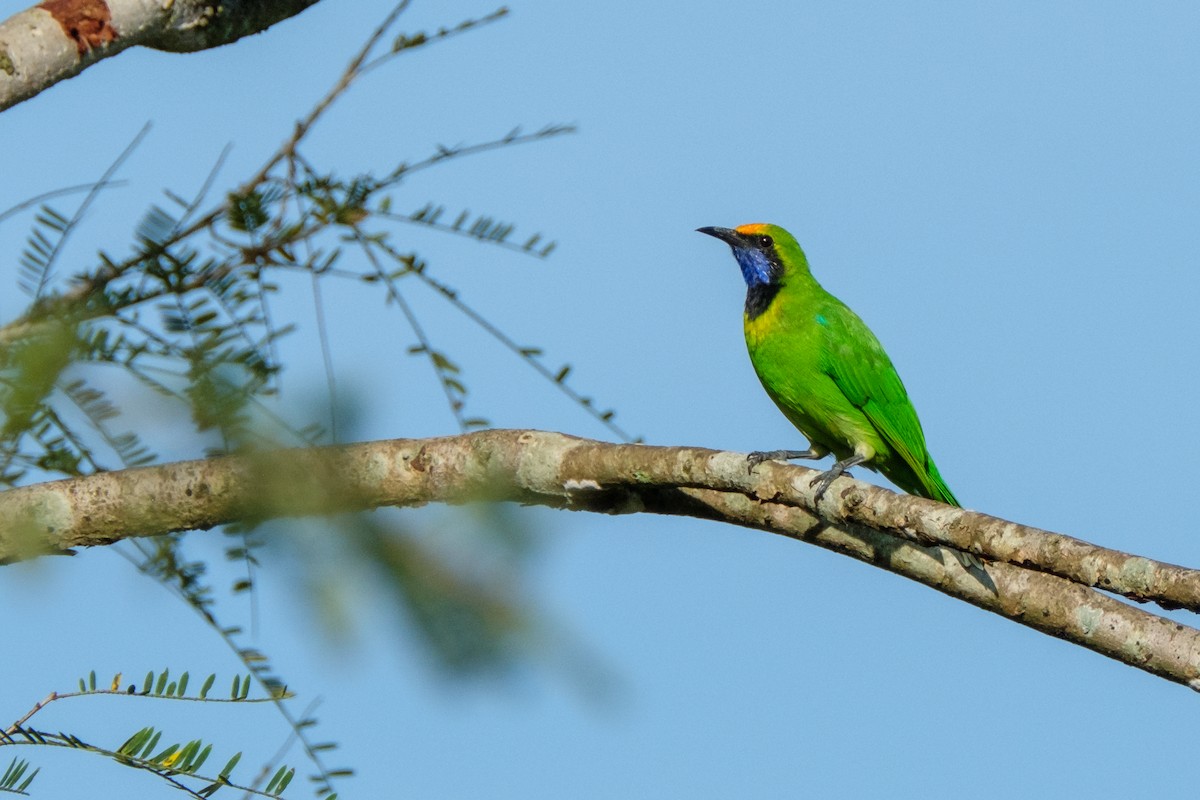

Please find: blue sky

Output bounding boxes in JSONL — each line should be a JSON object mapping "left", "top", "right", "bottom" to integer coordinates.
{"left": 2, "top": 1, "right": 1200, "bottom": 797}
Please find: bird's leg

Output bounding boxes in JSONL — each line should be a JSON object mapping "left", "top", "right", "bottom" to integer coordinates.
{"left": 747, "top": 447, "right": 825, "bottom": 472}
{"left": 810, "top": 454, "right": 867, "bottom": 502}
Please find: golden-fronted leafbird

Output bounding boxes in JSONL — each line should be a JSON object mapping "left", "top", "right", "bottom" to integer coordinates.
{"left": 699, "top": 223, "right": 980, "bottom": 569}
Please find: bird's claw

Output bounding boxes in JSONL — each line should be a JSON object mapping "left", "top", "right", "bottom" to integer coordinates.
{"left": 809, "top": 468, "right": 852, "bottom": 503}
{"left": 746, "top": 451, "right": 772, "bottom": 473}
{"left": 746, "top": 449, "right": 816, "bottom": 474}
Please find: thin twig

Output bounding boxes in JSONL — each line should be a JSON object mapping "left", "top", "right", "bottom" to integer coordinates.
{"left": 352, "top": 226, "right": 468, "bottom": 430}
{"left": 31, "top": 123, "right": 152, "bottom": 301}
{"left": 0, "top": 181, "right": 127, "bottom": 227}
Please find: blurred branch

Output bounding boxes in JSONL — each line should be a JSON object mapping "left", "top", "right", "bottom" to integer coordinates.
{"left": 0, "top": 179, "right": 126, "bottom": 226}
{"left": 3, "top": 428, "right": 1199, "bottom": 691}
{"left": 0, "top": 0, "right": 321, "bottom": 112}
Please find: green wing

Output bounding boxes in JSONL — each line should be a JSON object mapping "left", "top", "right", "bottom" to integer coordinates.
{"left": 818, "top": 302, "right": 956, "bottom": 504}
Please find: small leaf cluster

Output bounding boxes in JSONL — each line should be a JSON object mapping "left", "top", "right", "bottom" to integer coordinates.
{"left": 0, "top": 757, "right": 38, "bottom": 795}
{"left": 0, "top": 667, "right": 304, "bottom": 799}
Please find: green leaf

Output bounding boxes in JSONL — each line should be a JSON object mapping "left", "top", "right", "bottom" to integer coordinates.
{"left": 174, "top": 740, "right": 200, "bottom": 772}
{"left": 264, "top": 764, "right": 291, "bottom": 795}
{"left": 218, "top": 752, "right": 241, "bottom": 780}
{"left": 141, "top": 729, "right": 162, "bottom": 759}
{"left": 199, "top": 673, "right": 215, "bottom": 699}
{"left": 198, "top": 779, "right": 224, "bottom": 797}
{"left": 430, "top": 351, "right": 458, "bottom": 373}
{"left": 192, "top": 743, "right": 212, "bottom": 772}
{"left": 17, "top": 766, "right": 38, "bottom": 792}
{"left": 150, "top": 743, "right": 180, "bottom": 766}
{"left": 0, "top": 757, "right": 23, "bottom": 787}
{"left": 117, "top": 728, "right": 144, "bottom": 756}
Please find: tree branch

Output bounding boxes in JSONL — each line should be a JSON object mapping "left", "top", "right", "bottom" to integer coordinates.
{"left": 0, "top": 0, "right": 321, "bottom": 112}
{"left": 2, "top": 429, "right": 1198, "bottom": 690}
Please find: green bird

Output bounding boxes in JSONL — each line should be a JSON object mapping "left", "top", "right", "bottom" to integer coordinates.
{"left": 698, "top": 222, "right": 980, "bottom": 569}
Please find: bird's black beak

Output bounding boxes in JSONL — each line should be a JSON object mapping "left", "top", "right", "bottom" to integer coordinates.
{"left": 697, "top": 226, "right": 742, "bottom": 247}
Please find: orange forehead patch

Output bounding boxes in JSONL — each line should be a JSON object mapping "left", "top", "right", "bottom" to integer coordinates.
{"left": 734, "top": 223, "right": 769, "bottom": 235}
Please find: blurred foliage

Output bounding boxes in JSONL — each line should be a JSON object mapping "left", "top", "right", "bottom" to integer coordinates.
{"left": 0, "top": 1, "right": 631, "bottom": 796}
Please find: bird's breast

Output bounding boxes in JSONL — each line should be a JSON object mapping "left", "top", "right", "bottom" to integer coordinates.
{"left": 742, "top": 296, "right": 788, "bottom": 349}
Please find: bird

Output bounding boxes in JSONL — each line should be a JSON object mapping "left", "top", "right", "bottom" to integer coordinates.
{"left": 698, "top": 222, "right": 980, "bottom": 570}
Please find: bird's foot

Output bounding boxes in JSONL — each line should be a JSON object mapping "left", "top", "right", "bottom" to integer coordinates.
{"left": 808, "top": 454, "right": 866, "bottom": 503}
{"left": 809, "top": 470, "right": 845, "bottom": 503}
{"left": 746, "top": 449, "right": 821, "bottom": 473}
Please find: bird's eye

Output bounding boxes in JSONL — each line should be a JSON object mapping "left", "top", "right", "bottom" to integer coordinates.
{"left": 758, "top": 235, "right": 774, "bottom": 248}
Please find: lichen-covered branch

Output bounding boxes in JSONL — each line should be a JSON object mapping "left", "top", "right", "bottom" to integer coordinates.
{"left": 2, "top": 428, "right": 1198, "bottom": 690}
{"left": 0, "top": 0, "right": 321, "bottom": 112}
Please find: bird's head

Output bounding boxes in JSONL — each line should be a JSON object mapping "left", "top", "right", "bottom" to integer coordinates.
{"left": 697, "top": 223, "right": 808, "bottom": 290}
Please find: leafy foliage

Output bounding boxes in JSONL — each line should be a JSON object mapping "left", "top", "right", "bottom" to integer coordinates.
{"left": 0, "top": 670, "right": 297, "bottom": 799}
{"left": 0, "top": 757, "right": 39, "bottom": 795}
{"left": 0, "top": 1, "right": 632, "bottom": 796}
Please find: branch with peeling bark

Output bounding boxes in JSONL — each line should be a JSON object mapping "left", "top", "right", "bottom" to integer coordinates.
{"left": 2, "top": 428, "right": 1198, "bottom": 691}
{"left": 0, "top": 0, "right": 321, "bottom": 111}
